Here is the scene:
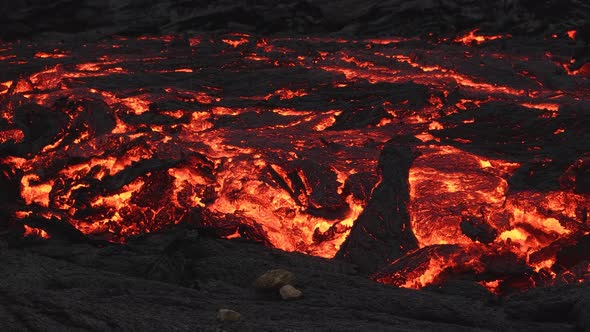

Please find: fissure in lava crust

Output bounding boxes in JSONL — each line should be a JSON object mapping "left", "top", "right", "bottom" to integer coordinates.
{"left": 1, "top": 30, "right": 590, "bottom": 294}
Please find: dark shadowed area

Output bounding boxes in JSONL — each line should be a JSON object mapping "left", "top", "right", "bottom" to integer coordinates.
{"left": 2, "top": 0, "right": 590, "bottom": 40}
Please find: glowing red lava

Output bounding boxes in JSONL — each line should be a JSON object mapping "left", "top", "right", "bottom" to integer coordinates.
{"left": 1, "top": 32, "right": 589, "bottom": 292}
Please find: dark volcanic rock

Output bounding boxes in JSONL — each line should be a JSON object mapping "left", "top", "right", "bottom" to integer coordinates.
{"left": 460, "top": 215, "right": 498, "bottom": 244}
{"left": 279, "top": 284, "right": 303, "bottom": 300}
{"left": 2, "top": 0, "right": 590, "bottom": 42}
{"left": 437, "top": 102, "right": 590, "bottom": 192}
{"left": 373, "top": 244, "right": 462, "bottom": 287}
{"left": 554, "top": 234, "right": 590, "bottom": 273}
{"left": 342, "top": 171, "right": 380, "bottom": 203}
{"left": 0, "top": 229, "right": 583, "bottom": 331}
{"left": 329, "top": 106, "right": 391, "bottom": 130}
{"left": 253, "top": 269, "right": 297, "bottom": 290}
{"left": 217, "top": 309, "right": 241, "bottom": 322}
{"left": 12, "top": 103, "right": 69, "bottom": 157}
{"left": 336, "top": 136, "right": 420, "bottom": 274}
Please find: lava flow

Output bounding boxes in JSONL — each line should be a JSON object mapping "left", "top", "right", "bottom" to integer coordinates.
{"left": 1, "top": 32, "right": 590, "bottom": 293}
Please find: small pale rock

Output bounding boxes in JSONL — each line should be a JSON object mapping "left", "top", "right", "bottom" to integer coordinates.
{"left": 217, "top": 309, "right": 241, "bottom": 322}
{"left": 279, "top": 284, "right": 303, "bottom": 300}
{"left": 253, "top": 269, "right": 296, "bottom": 290}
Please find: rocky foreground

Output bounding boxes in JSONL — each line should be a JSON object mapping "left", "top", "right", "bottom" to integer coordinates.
{"left": 1, "top": 229, "right": 589, "bottom": 331}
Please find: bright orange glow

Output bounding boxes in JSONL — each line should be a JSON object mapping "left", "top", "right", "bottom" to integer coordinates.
{"left": 405, "top": 142, "right": 589, "bottom": 290}
{"left": 2, "top": 33, "right": 589, "bottom": 292}
{"left": 567, "top": 30, "right": 577, "bottom": 40}
{"left": 23, "top": 225, "right": 50, "bottom": 239}
{"left": 21, "top": 174, "right": 54, "bottom": 207}
{"left": 567, "top": 62, "right": 590, "bottom": 76}
{"left": 479, "top": 280, "right": 501, "bottom": 294}
{"left": 364, "top": 38, "right": 408, "bottom": 45}
{"left": 189, "top": 37, "right": 201, "bottom": 47}
{"left": 222, "top": 37, "right": 249, "bottom": 48}
{"left": 0, "top": 80, "right": 12, "bottom": 94}
{"left": 242, "top": 88, "right": 308, "bottom": 101}
{"left": 208, "top": 158, "right": 367, "bottom": 257}
{"left": 428, "top": 121, "right": 444, "bottom": 130}
{"left": 402, "top": 254, "right": 450, "bottom": 288}
{"left": 223, "top": 230, "right": 241, "bottom": 239}
{"left": 15, "top": 211, "right": 33, "bottom": 219}
{"left": 34, "top": 51, "right": 69, "bottom": 58}
{"left": 454, "top": 29, "right": 507, "bottom": 45}
{"left": 0, "top": 129, "right": 24, "bottom": 143}
{"left": 121, "top": 95, "right": 152, "bottom": 114}
{"left": 520, "top": 103, "right": 560, "bottom": 112}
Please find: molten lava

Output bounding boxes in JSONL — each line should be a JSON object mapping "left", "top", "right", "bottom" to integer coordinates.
{"left": 1, "top": 32, "right": 589, "bottom": 293}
